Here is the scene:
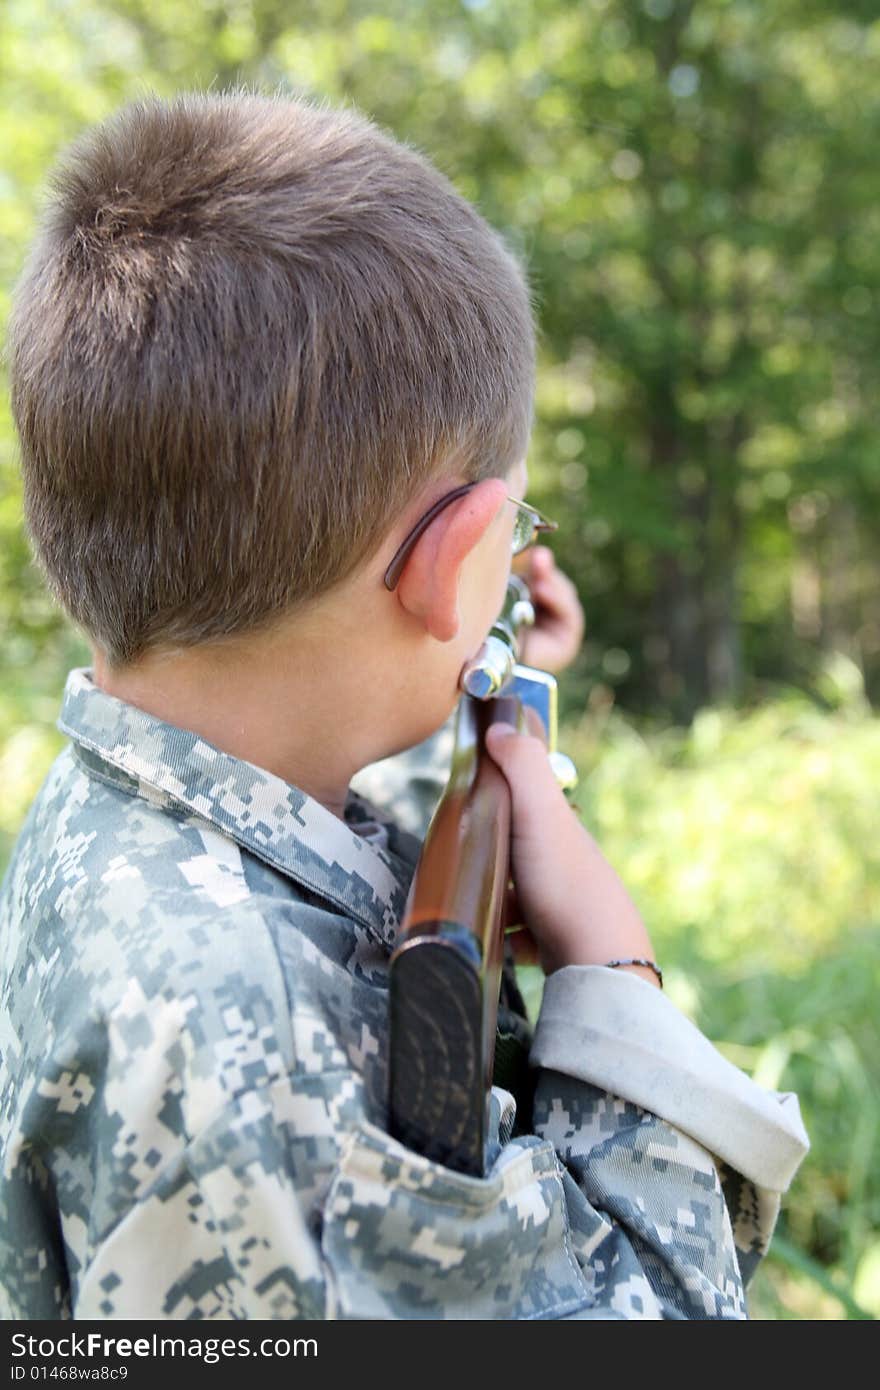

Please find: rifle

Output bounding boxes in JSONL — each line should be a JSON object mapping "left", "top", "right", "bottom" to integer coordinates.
{"left": 388, "top": 574, "right": 577, "bottom": 1177}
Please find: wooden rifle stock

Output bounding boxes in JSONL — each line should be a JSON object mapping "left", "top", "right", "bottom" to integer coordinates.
{"left": 388, "top": 577, "right": 576, "bottom": 1177}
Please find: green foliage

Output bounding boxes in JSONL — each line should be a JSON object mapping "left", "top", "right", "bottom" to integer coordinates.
{"left": 4, "top": 0, "right": 880, "bottom": 718}
{"left": 518, "top": 697, "right": 880, "bottom": 1319}
{"left": 562, "top": 697, "right": 880, "bottom": 1319}
{"left": 0, "top": 631, "right": 89, "bottom": 868}
{"left": 569, "top": 694, "right": 880, "bottom": 972}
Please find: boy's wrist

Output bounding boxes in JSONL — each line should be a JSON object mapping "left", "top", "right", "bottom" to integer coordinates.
{"left": 545, "top": 955, "right": 662, "bottom": 989}
{"left": 538, "top": 903, "right": 656, "bottom": 981}
{"left": 605, "top": 960, "right": 663, "bottom": 989}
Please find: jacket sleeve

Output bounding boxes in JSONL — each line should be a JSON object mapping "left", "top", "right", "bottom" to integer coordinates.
{"left": 526, "top": 965, "right": 810, "bottom": 1316}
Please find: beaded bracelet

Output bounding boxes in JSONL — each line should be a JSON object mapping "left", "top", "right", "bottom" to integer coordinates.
{"left": 604, "top": 957, "right": 664, "bottom": 988}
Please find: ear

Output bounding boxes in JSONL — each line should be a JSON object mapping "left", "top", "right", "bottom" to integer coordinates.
{"left": 395, "top": 479, "right": 509, "bottom": 642}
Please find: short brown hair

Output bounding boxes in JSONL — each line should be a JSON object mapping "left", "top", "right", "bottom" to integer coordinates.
{"left": 10, "top": 92, "right": 535, "bottom": 667}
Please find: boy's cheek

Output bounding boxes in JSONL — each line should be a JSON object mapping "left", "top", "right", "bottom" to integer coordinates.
{"left": 478, "top": 520, "right": 517, "bottom": 627}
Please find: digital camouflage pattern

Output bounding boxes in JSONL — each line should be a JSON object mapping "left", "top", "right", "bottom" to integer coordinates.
{"left": 0, "top": 669, "right": 800, "bottom": 1319}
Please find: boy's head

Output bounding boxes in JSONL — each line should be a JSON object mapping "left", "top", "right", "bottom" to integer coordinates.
{"left": 10, "top": 91, "right": 535, "bottom": 671}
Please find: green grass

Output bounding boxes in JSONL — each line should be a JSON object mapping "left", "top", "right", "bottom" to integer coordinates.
{"left": 555, "top": 693, "right": 880, "bottom": 1320}
{"left": 0, "top": 630, "right": 89, "bottom": 869}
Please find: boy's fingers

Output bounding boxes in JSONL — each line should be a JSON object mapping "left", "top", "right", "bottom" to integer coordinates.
{"left": 502, "top": 879, "right": 538, "bottom": 965}
{"left": 484, "top": 720, "right": 565, "bottom": 836}
{"left": 513, "top": 545, "right": 554, "bottom": 583}
{"left": 484, "top": 719, "right": 550, "bottom": 774}
{"left": 504, "top": 924, "right": 540, "bottom": 967}
{"left": 503, "top": 879, "right": 523, "bottom": 928}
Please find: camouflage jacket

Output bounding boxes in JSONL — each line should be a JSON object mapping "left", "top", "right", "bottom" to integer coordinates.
{"left": 0, "top": 669, "right": 808, "bottom": 1320}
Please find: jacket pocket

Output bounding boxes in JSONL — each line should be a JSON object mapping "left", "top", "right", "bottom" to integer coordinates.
{"left": 321, "top": 1121, "right": 590, "bottom": 1320}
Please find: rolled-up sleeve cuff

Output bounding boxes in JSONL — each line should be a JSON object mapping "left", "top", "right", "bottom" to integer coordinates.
{"left": 531, "top": 965, "right": 809, "bottom": 1193}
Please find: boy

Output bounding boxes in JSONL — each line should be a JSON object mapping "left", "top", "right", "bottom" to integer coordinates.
{"left": 0, "top": 92, "right": 807, "bottom": 1320}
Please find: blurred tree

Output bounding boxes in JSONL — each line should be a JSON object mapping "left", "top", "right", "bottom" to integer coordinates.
{"left": 3, "top": 0, "right": 880, "bottom": 721}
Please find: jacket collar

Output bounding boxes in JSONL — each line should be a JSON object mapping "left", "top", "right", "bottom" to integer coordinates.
{"left": 58, "top": 669, "right": 420, "bottom": 947}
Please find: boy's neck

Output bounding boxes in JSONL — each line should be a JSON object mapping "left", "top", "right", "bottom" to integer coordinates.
{"left": 90, "top": 589, "right": 462, "bottom": 823}
{"left": 93, "top": 644, "right": 358, "bottom": 821}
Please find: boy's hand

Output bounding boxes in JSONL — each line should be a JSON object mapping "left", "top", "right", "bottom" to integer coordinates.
{"left": 512, "top": 547, "right": 584, "bottom": 674}
{"left": 485, "top": 719, "right": 658, "bottom": 984}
